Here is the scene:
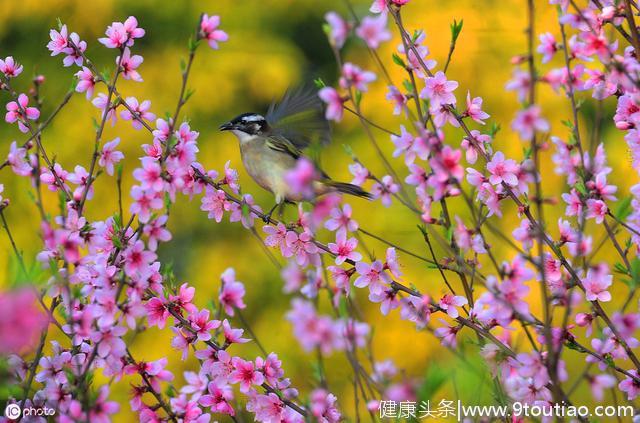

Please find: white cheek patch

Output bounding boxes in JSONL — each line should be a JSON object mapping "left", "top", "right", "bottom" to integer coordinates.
{"left": 231, "top": 130, "right": 258, "bottom": 144}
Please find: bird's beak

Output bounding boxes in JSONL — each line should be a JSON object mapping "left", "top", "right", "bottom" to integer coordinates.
{"left": 219, "top": 121, "right": 234, "bottom": 131}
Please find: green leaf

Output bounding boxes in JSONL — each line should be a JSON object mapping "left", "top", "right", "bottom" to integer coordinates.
{"left": 314, "top": 78, "right": 326, "bottom": 89}
{"left": 354, "top": 90, "right": 362, "bottom": 107}
{"left": 338, "top": 295, "right": 349, "bottom": 318}
{"left": 341, "top": 143, "right": 354, "bottom": 159}
{"left": 630, "top": 258, "right": 640, "bottom": 288}
{"left": 614, "top": 196, "right": 633, "bottom": 221}
{"left": 574, "top": 181, "right": 588, "bottom": 196}
{"left": 445, "top": 225, "right": 454, "bottom": 243}
{"left": 165, "top": 385, "right": 177, "bottom": 398}
{"left": 116, "top": 162, "right": 123, "bottom": 180}
{"left": 392, "top": 53, "right": 407, "bottom": 68}
{"left": 488, "top": 122, "right": 501, "bottom": 137}
{"left": 560, "top": 120, "right": 574, "bottom": 130}
{"left": 417, "top": 365, "right": 448, "bottom": 404}
{"left": 450, "top": 19, "right": 464, "bottom": 44}
{"left": 402, "top": 79, "right": 413, "bottom": 93}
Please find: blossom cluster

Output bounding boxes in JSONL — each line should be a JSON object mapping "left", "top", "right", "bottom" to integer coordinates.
{"left": 2, "top": 0, "right": 640, "bottom": 421}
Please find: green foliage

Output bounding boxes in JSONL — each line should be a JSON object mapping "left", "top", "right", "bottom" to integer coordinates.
{"left": 449, "top": 19, "right": 464, "bottom": 44}
{"left": 614, "top": 196, "right": 633, "bottom": 221}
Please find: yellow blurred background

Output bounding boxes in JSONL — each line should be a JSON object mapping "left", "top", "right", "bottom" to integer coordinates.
{"left": 0, "top": 0, "right": 635, "bottom": 420}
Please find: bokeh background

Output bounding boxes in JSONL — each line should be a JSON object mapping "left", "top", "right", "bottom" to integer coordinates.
{"left": 0, "top": 0, "right": 635, "bottom": 420}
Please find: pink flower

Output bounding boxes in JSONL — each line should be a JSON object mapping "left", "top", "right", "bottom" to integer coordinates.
{"left": 438, "top": 294, "right": 468, "bottom": 318}
{"left": 200, "top": 14, "right": 228, "bottom": 49}
{"left": 230, "top": 358, "right": 264, "bottom": 393}
{"left": 199, "top": 381, "right": 235, "bottom": 416}
{"left": 63, "top": 32, "right": 86, "bottom": 67}
{"left": 0, "top": 289, "right": 48, "bottom": 354}
{"left": 75, "top": 67, "right": 96, "bottom": 99}
{"left": 386, "top": 85, "right": 407, "bottom": 115}
{"left": 89, "top": 387, "right": 119, "bottom": 422}
{"left": 100, "top": 17, "right": 145, "bottom": 49}
{"left": 325, "top": 204, "right": 358, "bottom": 234}
{"left": 201, "top": 186, "right": 230, "bottom": 222}
{"left": 369, "top": 0, "right": 387, "bottom": 13}
{"left": 420, "top": 71, "right": 458, "bottom": 108}
{"left": 328, "top": 231, "right": 362, "bottom": 264}
{"left": 340, "top": 62, "right": 376, "bottom": 92}
{"left": 122, "top": 16, "right": 146, "bottom": 42}
{"left": 6, "top": 94, "right": 40, "bottom": 133}
{"left": 325, "top": 12, "right": 350, "bottom": 49}
{"left": 130, "top": 186, "right": 163, "bottom": 223}
{"left": 354, "top": 260, "right": 391, "bottom": 295}
{"left": 589, "top": 374, "right": 616, "bottom": 401}
{"left": 385, "top": 247, "right": 402, "bottom": 278}
{"left": 583, "top": 266, "right": 612, "bottom": 302}
{"left": 460, "top": 130, "right": 489, "bottom": 164}
{"left": 284, "top": 158, "right": 320, "bottom": 200}
{"left": 486, "top": 151, "right": 519, "bottom": 186}
{"left": 371, "top": 175, "right": 399, "bottom": 207}
{"left": 40, "top": 163, "right": 69, "bottom": 192}
{"left": 219, "top": 268, "right": 246, "bottom": 316}
{"left": 7, "top": 141, "right": 32, "bottom": 176}
{"left": 133, "top": 157, "right": 164, "bottom": 192}
{"left": 512, "top": 105, "right": 549, "bottom": 140}
{"left": 355, "top": 13, "right": 391, "bottom": 49}
{"left": 250, "top": 393, "right": 285, "bottom": 422}
{"left": 310, "top": 389, "right": 341, "bottom": 423}
{"left": 120, "top": 97, "right": 155, "bottom": 130}
{"left": 229, "top": 193, "right": 262, "bottom": 228}
{"left": 318, "top": 87, "right": 344, "bottom": 122}
{"left": 143, "top": 215, "right": 172, "bottom": 251}
{"left": 537, "top": 32, "right": 558, "bottom": 63}
{"left": 170, "top": 283, "right": 198, "bottom": 314}
{"left": 123, "top": 240, "right": 156, "bottom": 277}
{"left": 431, "top": 146, "right": 464, "bottom": 182}
{"left": 434, "top": 319, "right": 459, "bottom": 348}
{"left": 284, "top": 230, "right": 319, "bottom": 266}
{"left": 188, "top": 309, "right": 221, "bottom": 342}
{"left": 590, "top": 172, "right": 617, "bottom": 201}
{"left": 117, "top": 47, "right": 144, "bottom": 81}
{"left": 505, "top": 69, "right": 532, "bottom": 102}
{"left": 263, "top": 223, "right": 288, "bottom": 252}
{"left": 67, "top": 165, "right": 93, "bottom": 200}
{"left": 222, "top": 319, "right": 250, "bottom": 344}
{"left": 92, "top": 93, "right": 117, "bottom": 125}
{"left": 0, "top": 56, "right": 23, "bottom": 78}
{"left": 99, "top": 137, "right": 124, "bottom": 176}
{"left": 586, "top": 199, "right": 607, "bottom": 224}
{"left": 349, "top": 163, "right": 370, "bottom": 186}
{"left": 145, "top": 297, "right": 169, "bottom": 328}
{"left": 619, "top": 371, "right": 640, "bottom": 400}
{"left": 47, "top": 25, "right": 69, "bottom": 55}
{"left": 465, "top": 91, "right": 490, "bottom": 124}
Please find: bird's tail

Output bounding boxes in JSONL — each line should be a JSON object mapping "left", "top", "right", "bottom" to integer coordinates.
{"left": 324, "top": 181, "right": 373, "bottom": 200}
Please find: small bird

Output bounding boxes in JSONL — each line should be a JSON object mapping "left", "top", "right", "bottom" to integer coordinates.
{"left": 220, "top": 86, "right": 371, "bottom": 220}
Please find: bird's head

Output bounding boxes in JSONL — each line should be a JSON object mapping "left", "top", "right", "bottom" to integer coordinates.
{"left": 219, "top": 113, "right": 269, "bottom": 141}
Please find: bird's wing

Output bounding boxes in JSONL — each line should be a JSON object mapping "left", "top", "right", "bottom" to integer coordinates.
{"left": 265, "top": 134, "right": 303, "bottom": 160}
{"left": 265, "top": 85, "right": 331, "bottom": 150}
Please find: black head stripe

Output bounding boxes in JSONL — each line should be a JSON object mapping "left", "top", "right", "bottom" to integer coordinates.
{"left": 229, "top": 112, "right": 268, "bottom": 135}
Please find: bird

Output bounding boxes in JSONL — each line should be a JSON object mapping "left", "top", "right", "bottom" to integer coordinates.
{"left": 219, "top": 86, "right": 372, "bottom": 221}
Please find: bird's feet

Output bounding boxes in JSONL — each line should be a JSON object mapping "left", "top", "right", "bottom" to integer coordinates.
{"left": 263, "top": 203, "right": 279, "bottom": 223}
